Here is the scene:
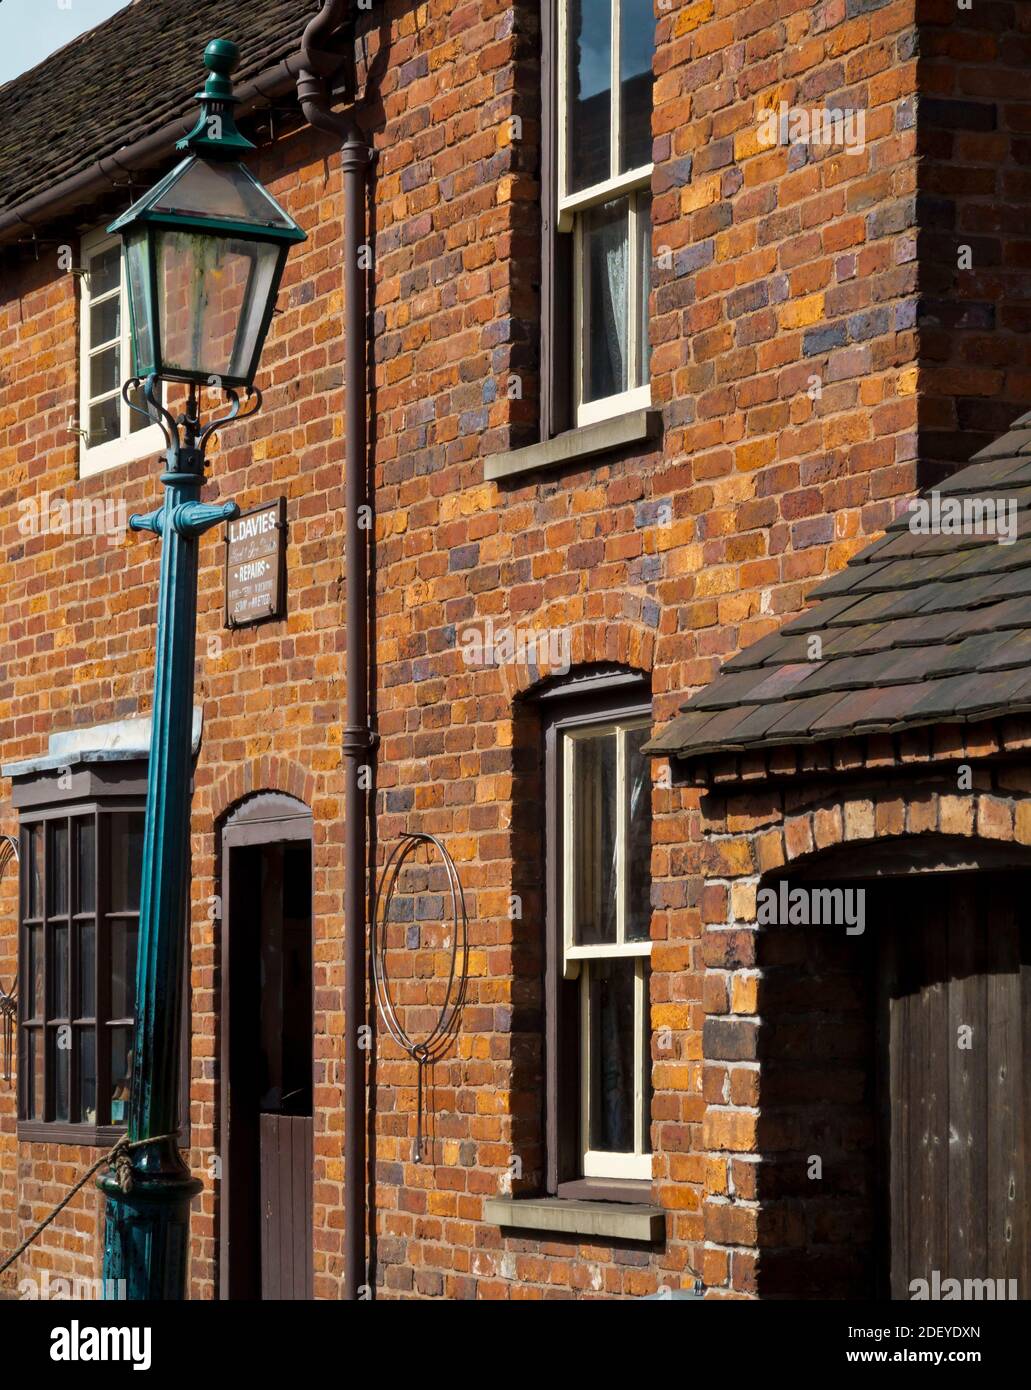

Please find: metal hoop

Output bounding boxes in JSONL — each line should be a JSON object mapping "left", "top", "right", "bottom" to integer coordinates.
{"left": 371, "top": 833, "right": 469, "bottom": 1159}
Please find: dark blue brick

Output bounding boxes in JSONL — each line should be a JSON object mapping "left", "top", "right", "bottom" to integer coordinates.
{"left": 848, "top": 308, "right": 890, "bottom": 342}
{"left": 803, "top": 323, "right": 848, "bottom": 356}
{"left": 449, "top": 543, "right": 479, "bottom": 571}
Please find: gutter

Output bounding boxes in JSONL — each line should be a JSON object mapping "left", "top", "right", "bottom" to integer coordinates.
{"left": 297, "top": 0, "right": 375, "bottom": 1303}
{"left": 0, "top": 56, "right": 305, "bottom": 248}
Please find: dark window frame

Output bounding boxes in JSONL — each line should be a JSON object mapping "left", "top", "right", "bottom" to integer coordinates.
{"left": 537, "top": 669, "right": 653, "bottom": 1200}
{"left": 14, "top": 763, "right": 189, "bottom": 1148}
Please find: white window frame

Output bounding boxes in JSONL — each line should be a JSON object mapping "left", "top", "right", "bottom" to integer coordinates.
{"left": 79, "top": 227, "right": 165, "bottom": 478}
{"left": 557, "top": 0, "right": 654, "bottom": 428}
{"left": 561, "top": 716, "right": 652, "bottom": 1181}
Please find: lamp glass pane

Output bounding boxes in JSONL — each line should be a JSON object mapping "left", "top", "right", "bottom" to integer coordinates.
{"left": 156, "top": 229, "right": 279, "bottom": 383}
{"left": 152, "top": 157, "right": 295, "bottom": 229}
{"left": 125, "top": 233, "right": 154, "bottom": 374}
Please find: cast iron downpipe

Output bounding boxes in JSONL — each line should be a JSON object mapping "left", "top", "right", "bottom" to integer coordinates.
{"left": 297, "top": 0, "right": 374, "bottom": 1302}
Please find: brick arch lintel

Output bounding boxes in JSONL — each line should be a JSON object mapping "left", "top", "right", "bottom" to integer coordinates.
{"left": 746, "top": 785, "right": 1031, "bottom": 881}
{"left": 201, "top": 755, "right": 317, "bottom": 828}
{"left": 499, "top": 615, "right": 656, "bottom": 700}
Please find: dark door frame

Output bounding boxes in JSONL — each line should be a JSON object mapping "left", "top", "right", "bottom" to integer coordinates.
{"left": 219, "top": 792, "right": 314, "bottom": 1301}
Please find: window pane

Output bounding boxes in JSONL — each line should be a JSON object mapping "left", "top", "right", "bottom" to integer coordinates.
{"left": 110, "top": 1026, "right": 132, "bottom": 1125}
{"left": 78, "top": 920, "right": 96, "bottom": 1019}
{"left": 572, "top": 731, "right": 618, "bottom": 945}
{"left": 637, "top": 193, "right": 653, "bottom": 388}
{"left": 89, "top": 293, "right": 120, "bottom": 346}
{"left": 89, "top": 395, "right": 120, "bottom": 448}
{"left": 26, "top": 824, "right": 42, "bottom": 918}
{"left": 50, "top": 923, "right": 69, "bottom": 1019}
{"left": 583, "top": 198, "right": 629, "bottom": 403}
{"left": 109, "top": 812, "right": 144, "bottom": 911}
{"left": 48, "top": 821, "right": 68, "bottom": 916}
{"left": 50, "top": 1029, "right": 70, "bottom": 1122}
{"left": 127, "top": 382, "right": 151, "bottom": 434}
{"left": 89, "top": 244, "right": 120, "bottom": 298}
{"left": 27, "top": 924, "right": 43, "bottom": 1020}
{"left": 587, "top": 957, "right": 635, "bottom": 1153}
{"left": 569, "top": 0, "right": 612, "bottom": 192}
{"left": 78, "top": 1028, "right": 97, "bottom": 1125}
{"left": 89, "top": 346, "right": 120, "bottom": 399}
{"left": 619, "top": 0, "right": 654, "bottom": 172}
{"left": 626, "top": 726, "right": 652, "bottom": 941}
{"left": 111, "top": 918, "right": 139, "bottom": 1021}
{"left": 76, "top": 820, "right": 96, "bottom": 914}
{"left": 25, "top": 1029, "right": 43, "bottom": 1119}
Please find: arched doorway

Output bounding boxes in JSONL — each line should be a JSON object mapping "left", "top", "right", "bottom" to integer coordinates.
{"left": 754, "top": 838, "right": 1031, "bottom": 1300}
{"left": 220, "top": 793, "right": 313, "bottom": 1300}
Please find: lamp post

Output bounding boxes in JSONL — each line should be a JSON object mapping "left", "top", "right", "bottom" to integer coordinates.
{"left": 97, "top": 38, "right": 306, "bottom": 1301}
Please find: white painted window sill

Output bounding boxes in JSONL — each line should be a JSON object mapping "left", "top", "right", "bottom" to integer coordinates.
{"left": 484, "top": 407, "right": 662, "bottom": 482}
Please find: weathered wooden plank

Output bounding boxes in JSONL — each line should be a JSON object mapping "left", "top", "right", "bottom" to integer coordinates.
{"left": 947, "top": 880, "right": 986, "bottom": 1281}
{"left": 923, "top": 888, "right": 949, "bottom": 1284}
{"left": 986, "top": 886, "right": 1021, "bottom": 1287}
{"left": 260, "top": 1113, "right": 279, "bottom": 1299}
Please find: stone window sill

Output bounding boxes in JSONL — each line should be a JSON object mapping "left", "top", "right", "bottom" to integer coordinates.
{"left": 484, "top": 1194, "right": 664, "bottom": 1242}
{"left": 484, "top": 408, "right": 663, "bottom": 482}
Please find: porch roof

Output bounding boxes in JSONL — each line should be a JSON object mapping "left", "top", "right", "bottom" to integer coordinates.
{"left": 648, "top": 413, "right": 1031, "bottom": 762}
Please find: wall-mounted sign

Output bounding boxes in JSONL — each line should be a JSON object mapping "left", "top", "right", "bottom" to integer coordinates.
{"left": 224, "top": 498, "right": 285, "bottom": 628}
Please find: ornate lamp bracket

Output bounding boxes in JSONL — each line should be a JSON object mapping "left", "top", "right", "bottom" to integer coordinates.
{"left": 124, "top": 375, "right": 262, "bottom": 537}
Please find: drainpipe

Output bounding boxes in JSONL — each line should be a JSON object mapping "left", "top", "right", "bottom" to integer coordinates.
{"left": 297, "top": 0, "right": 374, "bottom": 1302}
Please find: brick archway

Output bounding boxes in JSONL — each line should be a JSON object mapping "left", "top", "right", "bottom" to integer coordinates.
{"left": 696, "top": 777, "right": 1031, "bottom": 1299}
{"left": 202, "top": 755, "right": 317, "bottom": 828}
{"left": 498, "top": 613, "right": 656, "bottom": 700}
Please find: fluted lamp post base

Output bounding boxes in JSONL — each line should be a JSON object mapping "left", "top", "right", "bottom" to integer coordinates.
{"left": 99, "top": 1137, "right": 203, "bottom": 1301}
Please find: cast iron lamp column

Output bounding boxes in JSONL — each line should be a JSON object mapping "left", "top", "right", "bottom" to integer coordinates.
{"left": 97, "top": 39, "right": 307, "bottom": 1300}
{"left": 97, "top": 382, "right": 245, "bottom": 1299}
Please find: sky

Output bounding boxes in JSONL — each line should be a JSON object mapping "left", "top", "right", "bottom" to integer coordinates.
{"left": 0, "top": 0, "right": 129, "bottom": 86}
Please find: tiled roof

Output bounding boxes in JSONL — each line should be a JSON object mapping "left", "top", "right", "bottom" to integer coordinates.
{"left": 648, "top": 414, "right": 1031, "bottom": 762}
{"left": 0, "top": 0, "right": 304, "bottom": 217}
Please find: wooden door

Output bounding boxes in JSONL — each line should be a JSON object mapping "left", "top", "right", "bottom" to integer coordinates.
{"left": 260, "top": 1114, "right": 314, "bottom": 1300}
{"left": 881, "top": 872, "right": 1030, "bottom": 1299}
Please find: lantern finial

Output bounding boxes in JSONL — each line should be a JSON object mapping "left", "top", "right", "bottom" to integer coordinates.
{"left": 176, "top": 38, "right": 255, "bottom": 159}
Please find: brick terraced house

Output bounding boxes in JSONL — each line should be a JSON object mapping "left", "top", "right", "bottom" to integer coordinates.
{"left": 0, "top": 0, "right": 1030, "bottom": 1302}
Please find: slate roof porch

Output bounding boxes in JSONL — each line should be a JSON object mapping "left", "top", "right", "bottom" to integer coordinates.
{"left": 647, "top": 413, "right": 1031, "bottom": 786}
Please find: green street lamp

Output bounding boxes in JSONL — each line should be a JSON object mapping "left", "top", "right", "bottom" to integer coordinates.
{"left": 97, "top": 39, "right": 306, "bottom": 1301}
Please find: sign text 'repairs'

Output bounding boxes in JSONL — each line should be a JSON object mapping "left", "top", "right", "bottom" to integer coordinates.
{"left": 224, "top": 498, "right": 285, "bottom": 627}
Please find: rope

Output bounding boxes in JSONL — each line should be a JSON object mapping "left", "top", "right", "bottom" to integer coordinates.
{"left": 0, "top": 1132, "right": 179, "bottom": 1277}
{"left": 371, "top": 833, "right": 469, "bottom": 1162}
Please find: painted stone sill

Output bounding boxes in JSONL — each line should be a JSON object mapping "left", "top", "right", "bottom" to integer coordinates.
{"left": 484, "top": 408, "right": 663, "bottom": 482}
{"left": 484, "top": 1195, "right": 665, "bottom": 1242}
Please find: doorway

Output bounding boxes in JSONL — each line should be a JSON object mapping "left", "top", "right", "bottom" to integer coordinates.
{"left": 753, "top": 856, "right": 1031, "bottom": 1299}
{"left": 221, "top": 794, "right": 313, "bottom": 1300}
{"left": 879, "top": 870, "right": 1030, "bottom": 1300}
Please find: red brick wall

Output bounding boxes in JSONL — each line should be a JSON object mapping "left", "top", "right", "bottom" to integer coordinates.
{"left": 0, "top": 0, "right": 1026, "bottom": 1301}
